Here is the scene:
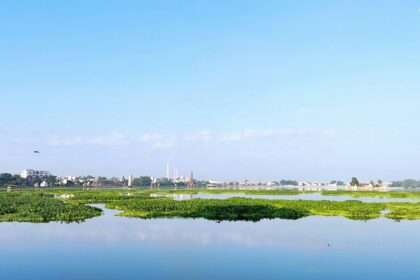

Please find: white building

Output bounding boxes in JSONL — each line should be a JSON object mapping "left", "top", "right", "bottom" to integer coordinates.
{"left": 128, "top": 174, "right": 133, "bottom": 187}
{"left": 166, "top": 164, "right": 171, "bottom": 179}
{"left": 67, "top": 175, "right": 76, "bottom": 181}
{"left": 40, "top": 181, "right": 48, "bottom": 187}
{"left": 20, "top": 169, "right": 51, "bottom": 179}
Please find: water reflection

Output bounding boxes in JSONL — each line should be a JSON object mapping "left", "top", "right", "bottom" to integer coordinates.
{"left": 0, "top": 205, "right": 419, "bottom": 280}
{"left": 0, "top": 205, "right": 419, "bottom": 250}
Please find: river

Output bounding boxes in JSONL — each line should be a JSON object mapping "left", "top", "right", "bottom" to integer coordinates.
{"left": 0, "top": 204, "right": 419, "bottom": 279}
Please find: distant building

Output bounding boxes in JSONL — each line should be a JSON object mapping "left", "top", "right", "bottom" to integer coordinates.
{"left": 188, "top": 171, "right": 195, "bottom": 188}
{"left": 345, "top": 181, "right": 389, "bottom": 192}
{"left": 128, "top": 175, "right": 133, "bottom": 187}
{"left": 20, "top": 169, "right": 51, "bottom": 179}
{"left": 355, "top": 183, "right": 374, "bottom": 191}
{"left": 207, "top": 180, "right": 223, "bottom": 188}
{"left": 166, "top": 164, "right": 171, "bottom": 179}
{"left": 67, "top": 175, "right": 76, "bottom": 181}
{"left": 40, "top": 181, "right": 48, "bottom": 187}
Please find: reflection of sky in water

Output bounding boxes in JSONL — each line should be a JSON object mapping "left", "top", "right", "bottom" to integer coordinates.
{"left": 0, "top": 205, "right": 419, "bottom": 280}
{"left": 161, "top": 192, "right": 419, "bottom": 203}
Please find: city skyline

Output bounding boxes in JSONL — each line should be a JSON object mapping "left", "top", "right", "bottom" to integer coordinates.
{"left": 1, "top": 1, "right": 420, "bottom": 181}
{"left": 5, "top": 165, "right": 414, "bottom": 185}
{"left": 13, "top": 168, "right": 397, "bottom": 187}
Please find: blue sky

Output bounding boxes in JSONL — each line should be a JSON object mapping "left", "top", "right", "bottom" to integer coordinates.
{"left": 1, "top": 0, "right": 420, "bottom": 181}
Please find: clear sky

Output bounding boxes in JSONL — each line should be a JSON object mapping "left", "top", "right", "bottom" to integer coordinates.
{"left": 1, "top": 0, "right": 420, "bottom": 182}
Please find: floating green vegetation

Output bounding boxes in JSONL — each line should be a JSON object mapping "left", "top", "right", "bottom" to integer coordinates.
{"left": 45, "top": 187, "right": 420, "bottom": 199}
{"left": 50, "top": 187, "right": 420, "bottom": 198}
{"left": 321, "top": 190, "right": 420, "bottom": 200}
{"left": 2, "top": 189, "right": 420, "bottom": 223}
{"left": 104, "top": 197, "right": 396, "bottom": 221}
{"left": 0, "top": 191, "right": 102, "bottom": 223}
{"left": 93, "top": 189, "right": 308, "bottom": 196}
{"left": 105, "top": 197, "right": 309, "bottom": 222}
{"left": 385, "top": 203, "right": 420, "bottom": 220}
{"left": 39, "top": 189, "right": 420, "bottom": 221}
{"left": 42, "top": 188, "right": 306, "bottom": 201}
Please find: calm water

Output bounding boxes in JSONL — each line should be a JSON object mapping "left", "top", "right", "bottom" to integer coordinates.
{"left": 153, "top": 192, "right": 419, "bottom": 203}
{"left": 0, "top": 205, "right": 419, "bottom": 280}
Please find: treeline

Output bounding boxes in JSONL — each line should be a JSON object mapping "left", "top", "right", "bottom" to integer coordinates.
{"left": 153, "top": 178, "right": 207, "bottom": 188}
{"left": 391, "top": 179, "right": 420, "bottom": 189}
{"left": 270, "top": 180, "right": 345, "bottom": 186}
{"left": 279, "top": 180, "right": 299, "bottom": 186}
{"left": 0, "top": 173, "right": 26, "bottom": 186}
{"left": 330, "top": 180, "right": 345, "bottom": 185}
{"left": 0, "top": 173, "right": 205, "bottom": 188}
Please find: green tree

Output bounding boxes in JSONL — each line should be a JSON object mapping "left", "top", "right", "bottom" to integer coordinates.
{"left": 0, "top": 173, "right": 13, "bottom": 185}
{"left": 158, "top": 178, "right": 172, "bottom": 188}
{"left": 46, "top": 176, "right": 57, "bottom": 187}
{"left": 280, "top": 180, "right": 299, "bottom": 186}
{"left": 402, "top": 179, "right": 418, "bottom": 188}
{"left": 0, "top": 173, "right": 26, "bottom": 186}
{"left": 133, "top": 176, "right": 152, "bottom": 187}
{"left": 390, "top": 181, "right": 402, "bottom": 187}
{"left": 65, "top": 180, "right": 75, "bottom": 187}
{"left": 350, "top": 177, "right": 359, "bottom": 186}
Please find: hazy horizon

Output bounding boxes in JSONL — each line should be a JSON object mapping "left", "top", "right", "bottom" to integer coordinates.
{"left": 1, "top": 1, "right": 420, "bottom": 181}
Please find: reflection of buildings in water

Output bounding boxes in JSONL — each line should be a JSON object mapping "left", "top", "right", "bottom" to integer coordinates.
{"left": 173, "top": 194, "right": 193, "bottom": 201}
{"left": 149, "top": 193, "right": 193, "bottom": 200}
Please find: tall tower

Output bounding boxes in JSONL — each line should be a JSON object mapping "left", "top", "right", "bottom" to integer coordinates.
{"left": 128, "top": 174, "right": 133, "bottom": 188}
{"left": 166, "top": 164, "right": 170, "bottom": 179}
{"left": 188, "top": 171, "right": 195, "bottom": 189}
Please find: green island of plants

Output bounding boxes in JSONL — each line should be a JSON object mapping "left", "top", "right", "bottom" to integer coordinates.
{"left": 1, "top": 189, "right": 420, "bottom": 223}
{"left": 321, "top": 190, "right": 420, "bottom": 199}
{"left": 103, "top": 197, "right": 420, "bottom": 221}
{"left": 0, "top": 191, "right": 102, "bottom": 223}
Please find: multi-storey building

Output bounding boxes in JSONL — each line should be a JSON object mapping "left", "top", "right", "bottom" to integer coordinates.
{"left": 20, "top": 169, "right": 51, "bottom": 179}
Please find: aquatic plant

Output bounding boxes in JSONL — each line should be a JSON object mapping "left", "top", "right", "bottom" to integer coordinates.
{"left": 0, "top": 191, "right": 102, "bottom": 223}
{"left": 321, "top": 190, "right": 420, "bottom": 200}
{"left": 1, "top": 189, "right": 420, "bottom": 223}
